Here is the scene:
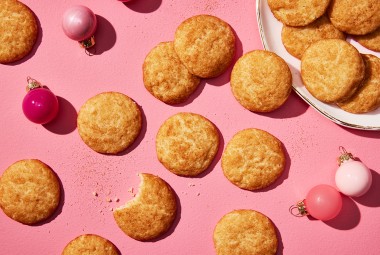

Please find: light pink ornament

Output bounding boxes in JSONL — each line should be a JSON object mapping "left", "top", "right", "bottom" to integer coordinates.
{"left": 62, "top": 5, "right": 97, "bottom": 48}
{"left": 335, "top": 147, "right": 372, "bottom": 197}
{"left": 290, "top": 184, "right": 342, "bottom": 221}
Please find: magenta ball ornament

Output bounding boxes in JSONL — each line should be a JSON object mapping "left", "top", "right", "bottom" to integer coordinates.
{"left": 22, "top": 78, "right": 59, "bottom": 124}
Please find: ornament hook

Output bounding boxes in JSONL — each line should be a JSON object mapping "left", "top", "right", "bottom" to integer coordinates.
{"left": 289, "top": 200, "right": 308, "bottom": 217}
{"left": 338, "top": 146, "right": 354, "bottom": 165}
{"left": 26, "top": 77, "right": 42, "bottom": 92}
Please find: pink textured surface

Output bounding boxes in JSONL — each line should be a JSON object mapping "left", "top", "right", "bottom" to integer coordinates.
{"left": 1, "top": 1, "right": 380, "bottom": 254}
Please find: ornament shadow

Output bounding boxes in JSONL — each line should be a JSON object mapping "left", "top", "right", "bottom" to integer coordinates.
{"left": 353, "top": 169, "right": 380, "bottom": 207}
{"left": 123, "top": 0, "right": 162, "bottom": 13}
{"left": 206, "top": 28, "right": 244, "bottom": 87}
{"left": 43, "top": 96, "right": 77, "bottom": 135}
{"left": 323, "top": 196, "right": 360, "bottom": 230}
{"left": 87, "top": 15, "right": 117, "bottom": 55}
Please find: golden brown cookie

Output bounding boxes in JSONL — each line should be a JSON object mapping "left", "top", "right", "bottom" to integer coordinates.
{"left": 281, "top": 15, "right": 346, "bottom": 59}
{"left": 62, "top": 234, "right": 119, "bottom": 255}
{"left": 0, "top": 0, "right": 38, "bottom": 63}
{"left": 143, "top": 41, "right": 201, "bottom": 104}
{"left": 113, "top": 173, "right": 177, "bottom": 241}
{"left": 338, "top": 54, "right": 380, "bottom": 113}
{"left": 267, "top": 0, "right": 331, "bottom": 27}
{"left": 0, "top": 159, "right": 60, "bottom": 224}
{"left": 328, "top": 0, "right": 380, "bottom": 35}
{"left": 354, "top": 27, "right": 380, "bottom": 52}
{"left": 221, "top": 129, "right": 285, "bottom": 190}
{"left": 301, "top": 39, "right": 365, "bottom": 103}
{"left": 230, "top": 50, "right": 292, "bottom": 112}
{"left": 156, "top": 112, "right": 219, "bottom": 176}
{"left": 174, "top": 15, "right": 235, "bottom": 78}
{"left": 77, "top": 92, "right": 142, "bottom": 154}
{"left": 213, "top": 209, "right": 278, "bottom": 255}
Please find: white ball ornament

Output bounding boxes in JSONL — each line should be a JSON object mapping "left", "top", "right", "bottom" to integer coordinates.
{"left": 335, "top": 147, "right": 372, "bottom": 197}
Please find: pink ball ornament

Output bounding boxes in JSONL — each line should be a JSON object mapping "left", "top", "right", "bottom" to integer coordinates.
{"left": 62, "top": 5, "right": 97, "bottom": 48}
{"left": 290, "top": 184, "right": 342, "bottom": 221}
{"left": 335, "top": 147, "right": 372, "bottom": 197}
{"left": 22, "top": 77, "right": 59, "bottom": 124}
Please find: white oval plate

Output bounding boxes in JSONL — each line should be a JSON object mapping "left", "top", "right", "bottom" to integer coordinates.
{"left": 256, "top": 0, "right": 380, "bottom": 130}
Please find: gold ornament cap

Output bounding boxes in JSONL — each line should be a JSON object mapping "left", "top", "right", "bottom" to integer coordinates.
{"left": 338, "top": 146, "right": 354, "bottom": 166}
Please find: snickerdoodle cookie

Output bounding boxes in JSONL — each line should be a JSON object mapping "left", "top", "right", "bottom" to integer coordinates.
{"left": 174, "top": 15, "right": 235, "bottom": 78}
{"left": 338, "top": 54, "right": 380, "bottom": 113}
{"left": 213, "top": 209, "right": 278, "bottom": 255}
{"left": 77, "top": 92, "right": 142, "bottom": 154}
{"left": 221, "top": 128, "right": 285, "bottom": 190}
{"left": 301, "top": 39, "right": 365, "bottom": 103}
{"left": 0, "top": 0, "right": 38, "bottom": 63}
{"left": 267, "top": 0, "right": 331, "bottom": 27}
{"left": 230, "top": 50, "right": 292, "bottom": 112}
{"left": 281, "top": 15, "right": 346, "bottom": 59}
{"left": 354, "top": 27, "right": 380, "bottom": 52}
{"left": 156, "top": 112, "right": 219, "bottom": 176}
{"left": 113, "top": 173, "right": 177, "bottom": 241}
{"left": 327, "top": 0, "right": 380, "bottom": 35}
{"left": 62, "top": 234, "right": 119, "bottom": 255}
{"left": 0, "top": 159, "right": 60, "bottom": 224}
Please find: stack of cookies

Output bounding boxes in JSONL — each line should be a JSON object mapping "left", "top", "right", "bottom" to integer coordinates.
{"left": 143, "top": 14, "right": 236, "bottom": 104}
{"left": 268, "top": 0, "right": 380, "bottom": 114}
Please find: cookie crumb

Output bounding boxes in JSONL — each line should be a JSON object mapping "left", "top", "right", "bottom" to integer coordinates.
{"left": 128, "top": 187, "right": 134, "bottom": 193}
{"left": 106, "top": 198, "right": 112, "bottom": 202}
{"left": 197, "top": 192, "right": 201, "bottom": 196}
{"left": 114, "top": 197, "right": 119, "bottom": 202}
{"left": 188, "top": 183, "right": 195, "bottom": 187}
{"left": 92, "top": 191, "right": 98, "bottom": 197}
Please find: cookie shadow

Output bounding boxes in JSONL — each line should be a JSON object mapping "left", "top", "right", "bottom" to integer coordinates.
{"left": 116, "top": 104, "right": 147, "bottom": 156}
{"left": 122, "top": 0, "right": 162, "bottom": 13}
{"left": 43, "top": 96, "right": 77, "bottom": 135}
{"left": 32, "top": 168, "right": 65, "bottom": 226}
{"left": 353, "top": 169, "right": 380, "bottom": 207}
{"left": 323, "top": 195, "right": 361, "bottom": 230}
{"left": 6, "top": 11, "right": 42, "bottom": 66}
{"left": 206, "top": 27, "right": 244, "bottom": 87}
{"left": 146, "top": 187, "right": 182, "bottom": 242}
{"left": 87, "top": 15, "right": 117, "bottom": 55}
{"left": 274, "top": 222, "right": 284, "bottom": 255}
{"left": 255, "top": 143, "right": 291, "bottom": 192}
{"left": 171, "top": 79, "right": 207, "bottom": 107}
{"left": 254, "top": 91, "right": 309, "bottom": 119}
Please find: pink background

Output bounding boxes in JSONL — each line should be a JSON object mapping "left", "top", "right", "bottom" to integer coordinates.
{"left": 1, "top": 0, "right": 380, "bottom": 254}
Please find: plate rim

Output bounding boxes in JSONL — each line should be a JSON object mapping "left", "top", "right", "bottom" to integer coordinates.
{"left": 255, "top": 0, "right": 380, "bottom": 131}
